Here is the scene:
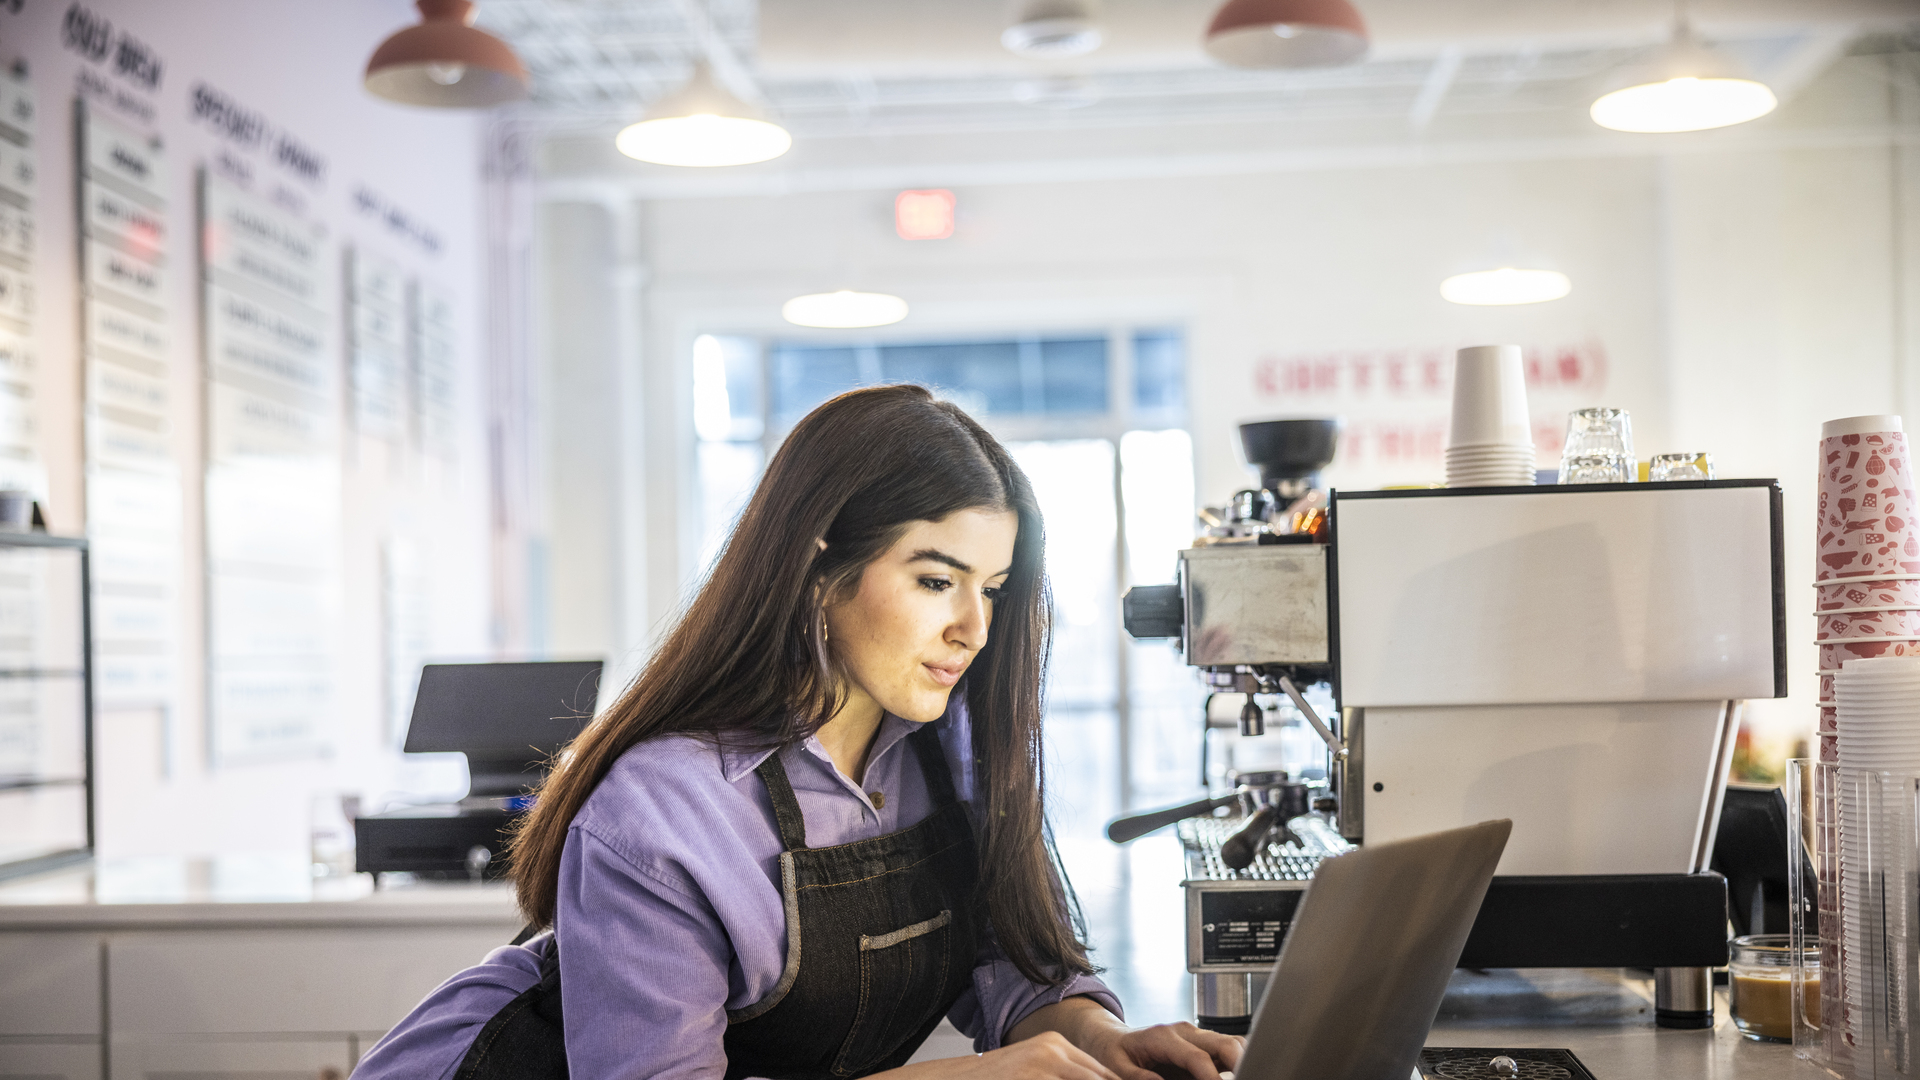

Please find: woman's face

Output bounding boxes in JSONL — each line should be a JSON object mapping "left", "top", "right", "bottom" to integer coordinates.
{"left": 825, "top": 507, "right": 1019, "bottom": 724}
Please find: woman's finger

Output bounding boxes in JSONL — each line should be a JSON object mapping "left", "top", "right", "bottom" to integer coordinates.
{"left": 1184, "top": 1027, "right": 1245, "bottom": 1069}
{"left": 1138, "top": 1028, "right": 1227, "bottom": 1080}
{"left": 1147, "top": 1022, "right": 1242, "bottom": 1070}
{"left": 1061, "top": 1047, "right": 1127, "bottom": 1080}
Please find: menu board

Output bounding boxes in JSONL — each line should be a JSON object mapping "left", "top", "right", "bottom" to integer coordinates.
{"left": 0, "top": 63, "right": 35, "bottom": 497}
{"left": 0, "top": 63, "right": 47, "bottom": 786}
{"left": 410, "top": 280, "right": 457, "bottom": 461}
{"left": 348, "top": 247, "right": 405, "bottom": 440}
{"left": 200, "top": 173, "right": 338, "bottom": 762}
{"left": 78, "top": 102, "right": 178, "bottom": 706}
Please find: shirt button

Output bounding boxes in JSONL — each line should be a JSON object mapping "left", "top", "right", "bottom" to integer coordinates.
{"left": 869, "top": 791, "right": 886, "bottom": 809}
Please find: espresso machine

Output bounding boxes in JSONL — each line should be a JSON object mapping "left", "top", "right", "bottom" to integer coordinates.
{"left": 1114, "top": 419, "right": 1785, "bottom": 1033}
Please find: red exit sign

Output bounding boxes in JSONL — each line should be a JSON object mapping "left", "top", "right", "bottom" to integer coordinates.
{"left": 895, "top": 189, "right": 954, "bottom": 240}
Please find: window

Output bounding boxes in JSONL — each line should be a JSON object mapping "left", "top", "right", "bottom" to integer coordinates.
{"left": 692, "top": 326, "right": 1197, "bottom": 816}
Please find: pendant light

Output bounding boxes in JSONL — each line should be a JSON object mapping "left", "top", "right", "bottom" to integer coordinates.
{"left": 616, "top": 61, "right": 792, "bottom": 168}
{"left": 1440, "top": 268, "right": 1572, "bottom": 306}
{"left": 365, "top": 0, "right": 529, "bottom": 108}
{"left": 1590, "top": 22, "right": 1776, "bottom": 133}
{"left": 1203, "top": 0, "right": 1368, "bottom": 69}
{"left": 781, "top": 291, "right": 908, "bottom": 329}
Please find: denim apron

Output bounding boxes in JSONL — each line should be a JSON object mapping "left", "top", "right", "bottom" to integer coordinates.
{"left": 454, "top": 724, "right": 983, "bottom": 1080}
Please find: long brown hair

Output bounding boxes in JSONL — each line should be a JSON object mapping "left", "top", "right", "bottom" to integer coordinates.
{"left": 507, "top": 384, "right": 1094, "bottom": 985}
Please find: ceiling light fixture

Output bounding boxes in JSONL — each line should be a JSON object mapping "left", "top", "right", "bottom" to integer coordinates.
{"left": 616, "top": 61, "right": 792, "bottom": 168}
{"left": 1003, "top": 0, "right": 1104, "bottom": 58}
{"left": 1590, "top": 22, "right": 1776, "bottom": 133}
{"left": 365, "top": 0, "right": 529, "bottom": 108}
{"left": 1203, "top": 0, "right": 1368, "bottom": 69}
{"left": 1440, "top": 268, "right": 1573, "bottom": 306}
{"left": 782, "top": 291, "right": 909, "bottom": 329}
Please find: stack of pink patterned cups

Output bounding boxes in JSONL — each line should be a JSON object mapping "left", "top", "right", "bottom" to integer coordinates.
{"left": 1816, "top": 415, "right": 1920, "bottom": 762}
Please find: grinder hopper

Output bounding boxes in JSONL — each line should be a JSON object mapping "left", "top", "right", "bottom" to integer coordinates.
{"left": 1239, "top": 418, "right": 1340, "bottom": 502}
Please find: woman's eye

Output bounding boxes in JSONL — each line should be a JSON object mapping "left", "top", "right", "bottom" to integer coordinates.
{"left": 919, "top": 577, "right": 953, "bottom": 593}
{"left": 982, "top": 586, "right": 1003, "bottom": 602}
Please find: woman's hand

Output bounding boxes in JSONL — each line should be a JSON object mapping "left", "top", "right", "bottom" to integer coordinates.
{"left": 880, "top": 1031, "right": 1125, "bottom": 1079}
{"left": 1005, "top": 996, "right": 1243, "bottom": 1080}
{"left": 1078, "top": 1021, "right": 1244, "bottom": 1080}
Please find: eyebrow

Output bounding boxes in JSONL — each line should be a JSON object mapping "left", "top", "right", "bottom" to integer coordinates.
{"left": 909, "top": 549, "right": 973, "bottom": 574}
{"left": 908, "top": 548, "right": 1013, "bottom": 578}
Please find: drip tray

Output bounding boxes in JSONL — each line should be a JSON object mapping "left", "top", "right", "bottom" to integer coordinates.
{"left": 1418, "top": 1048, "right": 1596, "bottom": 1080}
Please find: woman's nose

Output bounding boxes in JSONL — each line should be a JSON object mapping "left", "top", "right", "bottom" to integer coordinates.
{"left": 950, "top": 593, "right": 989, "bottom": 649}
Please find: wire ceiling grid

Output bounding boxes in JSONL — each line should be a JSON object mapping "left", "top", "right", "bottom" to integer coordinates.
{"left": 474, "top": 2, "right": 1821, "bottom": 138}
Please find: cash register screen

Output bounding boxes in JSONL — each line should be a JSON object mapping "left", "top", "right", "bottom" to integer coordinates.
{"left": 403, "top": 661, "right": 603, "bottom": 756}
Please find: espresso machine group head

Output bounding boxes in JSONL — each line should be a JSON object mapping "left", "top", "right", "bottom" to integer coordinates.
{"left": 1117, "top": 420, "right": 1786, "bottom": 1033}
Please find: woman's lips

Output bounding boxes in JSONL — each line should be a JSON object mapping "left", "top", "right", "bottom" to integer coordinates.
{"left": 923, "top": 661, "right": 965, "bottom": 687}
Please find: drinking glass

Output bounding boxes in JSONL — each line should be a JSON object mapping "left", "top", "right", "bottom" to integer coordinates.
{"left": 1650, "top": 452, "right": 1714, "bottom": 482}
{"left": 1560, "top": 453, "right": 1632, "bottom": 484}
{"left": 1559, "top": 408, "right": 1633, "bottom": 476}
{"left": 1731, "top": 934, "right": 1814, "bottom": 1041}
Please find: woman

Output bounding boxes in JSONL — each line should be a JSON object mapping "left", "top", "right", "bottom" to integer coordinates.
{"left": 354, "top": 385, "right": 1241, "bottom": 1080}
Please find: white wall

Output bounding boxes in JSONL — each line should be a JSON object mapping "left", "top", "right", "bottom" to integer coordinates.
{"left": 539, "top": 49, "right": 1918, "bottom": 749}
{"left": 3, "top": 0, "right": 496, "bottom": 859}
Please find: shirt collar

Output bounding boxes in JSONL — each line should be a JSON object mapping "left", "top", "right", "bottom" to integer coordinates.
{"left": 717, "top": 712, "right": 932, "bottom": 784}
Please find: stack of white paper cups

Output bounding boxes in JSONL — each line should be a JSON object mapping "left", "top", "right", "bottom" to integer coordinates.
{"left": 1444, "top": 345, "right": 1536, "bottom": 487}
{"left": 1815, "top": 415, "right": 1919, "bottom": 761}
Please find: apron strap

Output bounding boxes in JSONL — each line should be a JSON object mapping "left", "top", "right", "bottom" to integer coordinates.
{"left": 755, "top": 721, "right": 959, "bottom": 853}
{"left": 907, "top": 722, "right": 959, "bottom": 808}
{"left": 755, "top": 749, "right": 811, "bottom": 851}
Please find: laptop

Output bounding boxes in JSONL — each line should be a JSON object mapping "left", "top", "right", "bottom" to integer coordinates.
{"left": 1232, "top": 818, "right": 1513, "bottom": 1080}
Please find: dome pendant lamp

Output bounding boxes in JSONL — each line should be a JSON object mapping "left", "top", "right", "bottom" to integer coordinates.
{"left": 1590, "top": 22, "right": 1776, "bottom": 133}
{"left": 616, "top": 61, "right": 792, "bottom": 168}
{"left": 365, "top": 0, "right": 529, "bottom": 108}
{"left": 1203, "top": 0, "right": 1369, "bottom": 69}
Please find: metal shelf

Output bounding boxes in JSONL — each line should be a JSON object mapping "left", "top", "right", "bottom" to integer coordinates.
{"left": 0, "top": 775, "right": 85, "bottom": 792}
{"left": 0, "top": 532, "right": 93, "bottom": 879}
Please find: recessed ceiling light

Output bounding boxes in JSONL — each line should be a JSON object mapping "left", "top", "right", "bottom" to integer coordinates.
{"left": 782, "top": 291, "right": 909, "bottom": 329}
{"left": 1440, "top": 268, "right": 1572, "bottom": 306}
{"left": 1003, "top": 1, "right": 1103, "bottom": 58}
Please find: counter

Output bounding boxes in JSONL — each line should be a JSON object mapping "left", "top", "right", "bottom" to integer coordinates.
{"left": 0, "top": 856, "right": 520, "bottom": 1080}
{"left": 0, "top": 862, "right": 1835, "bottom": 1079}
{"left": 1427, "top": 968, "right": 1831, "bottom": 1079}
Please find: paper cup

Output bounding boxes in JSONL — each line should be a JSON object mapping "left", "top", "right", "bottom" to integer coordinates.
{"left": 1817, "top": 578, "right": 1920, "bottom": 611}
{"left": 1818, "top": 609, "right": 1920, "bottom": 640}
{"left": 1820, "top": 638, "right": 1920, "bottom": 670}
{"left": 1818, "top": 429, "right": 1917, "bottom": 579}
{"left": 1447, "top": 345, "right": 1530, "bottom": 448}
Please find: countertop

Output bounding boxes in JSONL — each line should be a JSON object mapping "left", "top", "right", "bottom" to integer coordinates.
{"left": 0, "top": 854, "right": 521, "bottom": 930}
{"left": 0, "top": 864, "right": 1840, "bottom": 1077}
{"left": 1425, "top": 968, "right": 1833, "bottom": 1079}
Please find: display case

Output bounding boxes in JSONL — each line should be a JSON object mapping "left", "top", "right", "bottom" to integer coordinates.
{"left": 0, "top": 532, "right": 92, "bottom": 879}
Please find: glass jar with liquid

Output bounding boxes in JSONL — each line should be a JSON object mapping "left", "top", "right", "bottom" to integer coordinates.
{"left": 1730, "top": 934, "right": 1818, "bottom": 1041}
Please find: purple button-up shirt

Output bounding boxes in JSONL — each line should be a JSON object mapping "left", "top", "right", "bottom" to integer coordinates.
{"left": 353, "top": 699, "right": 1120, "bottom": 1080}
